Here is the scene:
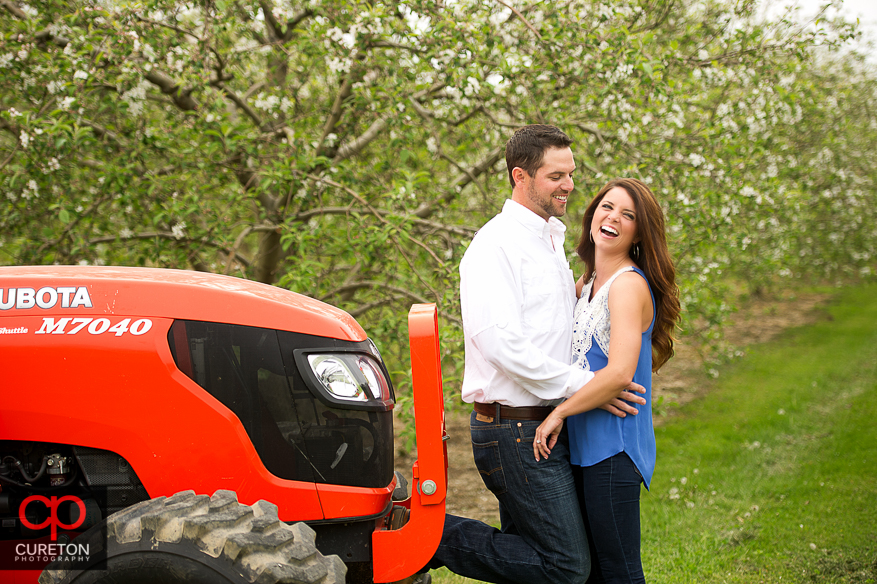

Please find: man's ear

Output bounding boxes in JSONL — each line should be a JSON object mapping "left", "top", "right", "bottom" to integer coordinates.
{"left": 512, "top": 166, "right": 528, "bottom": 188}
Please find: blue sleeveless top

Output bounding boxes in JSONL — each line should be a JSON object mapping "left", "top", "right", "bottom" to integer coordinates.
{"left": 567, "top": 266, "right": 656, "bottom": 488}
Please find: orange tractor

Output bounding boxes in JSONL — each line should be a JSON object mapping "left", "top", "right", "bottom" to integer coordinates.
{"left": 0, "top": 266, "right": 448, "bottom": 583}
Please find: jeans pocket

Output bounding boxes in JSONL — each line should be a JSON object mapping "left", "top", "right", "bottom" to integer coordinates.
{"left": 472, "top": 440, "right": 507, "bottom": 496}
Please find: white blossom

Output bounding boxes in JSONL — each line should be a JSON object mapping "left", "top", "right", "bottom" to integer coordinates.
{"left": 73, "top": 70, "right": 89, "bottom": 80}
{"left": 463, "top": 76, "right": 481, "bottom": 97}
{"left": 42, "top": 157, "right": 61, "bottom": 173}
{"left": 400, "top": 5, "right": 430, "bottom": 34}
{"left": 254, "top": 93, "right": 280, "bottom": 111}
{"left": 688, "top": 153, "right": 706, "bottom": 167}
{"left": 171, "top": 222, "right": 187, "bottom": 240}
{"left": 327, "top": 57, "right": 350, "bottom": 74}
{"left": 142, "top": 43, "right": 157, "bottom": 62}
{"left": 122, "top": 79, "right": 150, "bottom": 116}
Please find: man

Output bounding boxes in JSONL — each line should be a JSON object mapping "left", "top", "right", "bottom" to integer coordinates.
{"left": 419, "top": 125, "right": 645, "bottom": 584}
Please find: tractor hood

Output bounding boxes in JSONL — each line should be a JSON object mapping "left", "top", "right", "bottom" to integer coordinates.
{"left": 0, "top": 266, "right": 365, "bottom": 342}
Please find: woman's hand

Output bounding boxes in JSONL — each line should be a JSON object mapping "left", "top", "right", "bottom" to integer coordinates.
{"left": 534, "top": 411, "right": 566, "bottom": 461}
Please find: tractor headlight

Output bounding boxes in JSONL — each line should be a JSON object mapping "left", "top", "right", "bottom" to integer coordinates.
{"left": 300, "top": 351, "right": 393, "bottom": 410}
{"left": 308, "top": 355, "right": 368, "bottom": 402}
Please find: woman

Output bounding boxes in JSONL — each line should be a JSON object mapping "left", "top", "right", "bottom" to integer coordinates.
{"left": 533, "top": 178, "right": 681, "bottom": 583}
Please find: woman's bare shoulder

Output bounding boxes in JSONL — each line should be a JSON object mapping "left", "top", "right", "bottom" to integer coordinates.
{"left": 608, "top": 270, "right": 650, "bottom": 303}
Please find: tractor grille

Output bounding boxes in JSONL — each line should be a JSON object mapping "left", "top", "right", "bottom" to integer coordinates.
{"left": 72, "top": 446, "right": 150, "bottom": 515}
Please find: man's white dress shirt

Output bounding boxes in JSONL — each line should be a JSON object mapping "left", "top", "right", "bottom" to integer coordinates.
{"left": 460, "top": 199, "right": 594, "bottom": 407}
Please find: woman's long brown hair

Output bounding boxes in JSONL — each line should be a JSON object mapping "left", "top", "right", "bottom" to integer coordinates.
{"left": 575, "top": 178, "right": 681, "bottom": 371}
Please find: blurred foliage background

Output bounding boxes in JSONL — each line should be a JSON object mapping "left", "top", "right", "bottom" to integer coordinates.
{"left": 2, "top": 0, "right": 875, "bottom": 418}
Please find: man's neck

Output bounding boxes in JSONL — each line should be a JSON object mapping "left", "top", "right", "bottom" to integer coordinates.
{"left": 510, "top": 192, "right": 550, "bottom": 222}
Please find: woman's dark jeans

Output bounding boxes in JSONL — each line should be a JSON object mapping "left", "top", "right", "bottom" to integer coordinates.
{"left": 574, "top": 452, "right": 645, "bottom": 584}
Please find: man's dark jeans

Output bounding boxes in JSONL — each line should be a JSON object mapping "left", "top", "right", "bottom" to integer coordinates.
{"left": 425, "top": 410, "right": 589, "bottom": 584}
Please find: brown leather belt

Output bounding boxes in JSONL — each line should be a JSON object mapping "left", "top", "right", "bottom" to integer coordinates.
{"left": 473, "top": 401, "right": 554, "bottom": 421}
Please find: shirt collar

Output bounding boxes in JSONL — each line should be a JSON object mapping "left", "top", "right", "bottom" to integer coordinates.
{"left": 502, "top": 199, "right": 567, "bottom": 240}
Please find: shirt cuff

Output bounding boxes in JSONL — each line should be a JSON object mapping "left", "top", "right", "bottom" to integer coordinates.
{"left": 564, "top": 368, "right": 595, "bottom": 399}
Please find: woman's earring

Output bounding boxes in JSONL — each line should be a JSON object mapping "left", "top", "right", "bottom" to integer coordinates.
{"left": 632, "top": 243, "right": 641, "bottom": 261}
{"left": 589, "top": 229, "right": 594, "bottom": 243}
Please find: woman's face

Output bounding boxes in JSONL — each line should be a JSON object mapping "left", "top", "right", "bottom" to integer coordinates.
{"left": 590, "top": 186, "right": 639, "bottom": 255}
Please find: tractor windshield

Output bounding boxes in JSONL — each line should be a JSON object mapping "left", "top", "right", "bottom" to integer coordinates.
{"left": 167, "top": 320, "right": 394, "bottom": 489}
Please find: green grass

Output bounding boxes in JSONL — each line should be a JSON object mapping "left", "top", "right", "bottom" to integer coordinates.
{"left": 431, "top": 283, "right": 877, "bottom": 583}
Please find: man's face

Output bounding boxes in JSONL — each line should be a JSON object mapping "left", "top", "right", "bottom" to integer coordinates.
{"left": 517, "top": 147, "right": 575, "bottom": 220}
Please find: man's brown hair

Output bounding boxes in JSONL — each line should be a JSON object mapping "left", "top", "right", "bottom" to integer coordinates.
{"left": 505, "top": 125, "right": 573, "bottom": 188}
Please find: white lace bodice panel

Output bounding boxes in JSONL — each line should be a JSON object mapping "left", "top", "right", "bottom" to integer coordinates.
{"left": 571, "top": 266, "right": 636, "bottom": 372}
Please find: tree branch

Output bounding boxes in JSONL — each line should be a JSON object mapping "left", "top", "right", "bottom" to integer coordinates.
{"left": 368, "top": 39, "right": 423, "bottom": 52}
{"left": 477, "top": 106, "right": 523, "bottom": 129}
{"left": 35, "top": 194, "right": 111, "bottom": 259}
{"left": 135, "top": 15, "right": 201, "bottom": 40}
{"left": 0, "top": 116, "right": 21, "bottom": 139}
{"left": 333, "top": 117, "right": 388, "bottom": 162}
{"left": 34, "top": 28, "right": 71, "bottom": 48}
{"left": 258, "top": 0, "right": 285, "bottom": 41}
{"left": 347, "top": 294, "right": 405, "bottom": 318}
{"left": 88, "top": 231, "right": 252, "bottom": 266}
{"left": 258, "top": 1, "right": 313, "bottom": 42}
{"left": 144, "top": 70, "right": 198, "bottom": 111}
{"left": 0, "top": 0, "right": 28, "bottom": 20}
{"left": 320, "top": 280, "right": 431, "bottom": 305}
{"left": 495, "top": 0, "right": 542, "bottom": 39}
{"left": 412, "top": 146, "right": 505, "bottom": 219}
{"left": 283, "top": 9, "right": 315, "bottom": 41}
{"left": 630, "top": 0, "right": 675, "bottom": 34}
{"left": 0, "top": 142, "right": 18, "bottom": 172}
{"left": 81, "top": 119, "right": 127, "bottom": 146}
{"left": 293, "top": 206, "right": 477, "bottom": 237}
{"left": 214, "top": 82, "right": 264, "bottom": 129}
{"left": 300, "top": 172, "right": 452, "bottom": 276}
{"left": 316, "top": 74, "right": 356, "bottom": 158}
{"left": 438, "top": 151, "right": 490, "bottom": 200}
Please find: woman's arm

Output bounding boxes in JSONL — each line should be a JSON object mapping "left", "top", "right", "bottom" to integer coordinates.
{"left": 534, "top": 272, "right": 651, "bottom": 460}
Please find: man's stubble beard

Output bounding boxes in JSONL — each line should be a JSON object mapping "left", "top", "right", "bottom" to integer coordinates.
{"left": 527, "top": 180, "right": 567, "bottom": 219}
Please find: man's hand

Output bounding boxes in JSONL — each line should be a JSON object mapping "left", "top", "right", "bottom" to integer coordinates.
{"left": 600, "top": 381, "right": 646, "bottom": 418}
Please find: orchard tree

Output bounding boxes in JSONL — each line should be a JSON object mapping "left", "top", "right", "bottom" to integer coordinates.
{"left": 2, "top": 0, "right": 874, "bottom": 387}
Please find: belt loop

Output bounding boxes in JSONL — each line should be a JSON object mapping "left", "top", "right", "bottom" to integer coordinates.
{"left": 494, "top": 402, "right": 501, "bottom": 422}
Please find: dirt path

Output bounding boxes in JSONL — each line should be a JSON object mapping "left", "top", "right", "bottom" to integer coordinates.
{"left": 396, "top": 289, "right": 834, "bottom": 525}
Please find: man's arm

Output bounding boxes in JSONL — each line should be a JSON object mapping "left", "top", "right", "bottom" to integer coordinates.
{"left": 461, "top": 234, "right": 593, "bottom": 401}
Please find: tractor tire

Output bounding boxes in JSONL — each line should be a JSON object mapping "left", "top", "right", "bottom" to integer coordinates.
{"left": 40, "top": 490, "right": 346, "bottom": 584}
